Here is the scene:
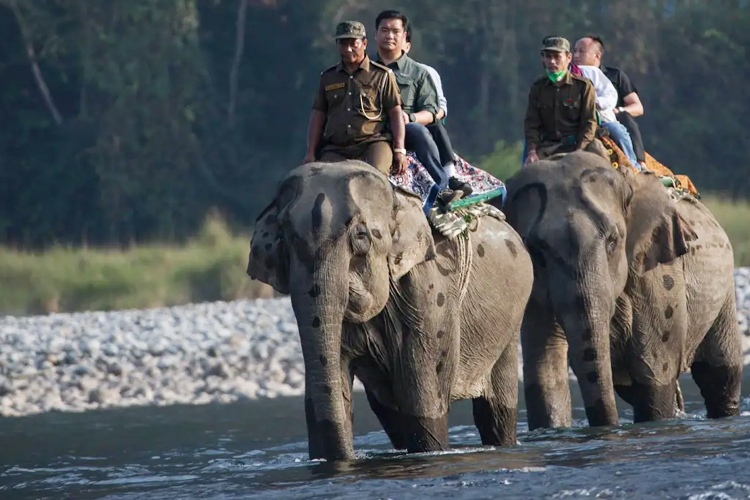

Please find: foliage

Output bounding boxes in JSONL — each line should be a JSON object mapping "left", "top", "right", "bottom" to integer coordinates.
{"left": 0, "top": 0, "right": 748, "bottom": 249}
{"left": 0, "top": 212, "right": 272, "bottom": 316}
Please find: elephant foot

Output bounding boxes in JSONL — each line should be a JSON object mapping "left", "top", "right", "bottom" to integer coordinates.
{"left": 402, "top": 413, "right": 449, "bottom": 453}
{"left": 472, "top": 397, "right": 517, "bottom": 446}
{"left": 365, "top": 389, "right": 408, "bottom": 450}
{"left": 691, "top": 361, "right": 742, "bottom": 419}
{"left": 619, "top": 381, "right": 678, "bottom": 423}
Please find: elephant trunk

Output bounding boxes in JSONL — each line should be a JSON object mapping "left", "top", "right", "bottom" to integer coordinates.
{"left": 290, "top": 256, "right": 355, "bottom": 461}
{"left": 549, "top": 268, "right": 619, "bottom": 427}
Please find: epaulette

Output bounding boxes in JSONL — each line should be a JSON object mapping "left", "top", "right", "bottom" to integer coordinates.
{"left": 320, "top": 64, "right": 338, "bottom": 76}
{"left": 370, "top": 60, "right": 393, "bottom": 73}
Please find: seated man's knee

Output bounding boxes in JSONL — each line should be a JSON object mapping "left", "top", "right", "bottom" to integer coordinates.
{"left": 362, "top": 142, "right": 393, "bottom": 175}
{"left": 406, "top": 122, "right": 432, "bottom": 141}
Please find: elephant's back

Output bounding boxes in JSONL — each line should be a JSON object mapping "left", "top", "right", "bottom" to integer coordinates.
{"left": 676, "top": 199, "right": 734, "bottom": 261}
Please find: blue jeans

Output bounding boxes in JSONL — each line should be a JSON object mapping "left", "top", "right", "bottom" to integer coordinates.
{"left": 603, "top": 120, "right": 640, "bottom": 169}
{"left": 406, "top": 123, "right": 448, "bottom": 190}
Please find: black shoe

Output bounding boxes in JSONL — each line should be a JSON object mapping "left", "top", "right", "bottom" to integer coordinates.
{"left": 437, "top": 189, "right": 463, "bottom": 207}
{"left": 449, "top": 176, "right": 473, "bottom": 197}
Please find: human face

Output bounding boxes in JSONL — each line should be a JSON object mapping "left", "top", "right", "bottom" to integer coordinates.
{"left": 573, "top": 38, "right": 600, "bottom": 66}
{"left": 541, "top": 50, "right": 572, "bottom": 73}
{"left": 337, "top": 37, "right": 367, "bottom": 66}
{"left": 375, "top": 18, "right": 406, "bottom": 54}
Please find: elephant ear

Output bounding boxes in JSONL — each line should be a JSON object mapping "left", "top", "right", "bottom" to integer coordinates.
{"left": 246, "top": 199, "right": 291, "bottom": 295}
{"left": 388, "top": 188, "right": 436, "bottom": 280}
{"left": 625, "top": 173, "right": 697, "bottom": 274}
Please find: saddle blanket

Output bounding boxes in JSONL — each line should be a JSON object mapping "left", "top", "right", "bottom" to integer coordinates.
{"left": 388, "top": 152, "right": 506, "bottom": 215}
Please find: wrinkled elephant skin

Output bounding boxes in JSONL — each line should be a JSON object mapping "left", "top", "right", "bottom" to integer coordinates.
{"left": 246, "top": 160, "right": 534, "bottom": 461}
{"left": 504, "top": 151, "right": 742, "bottom": 430}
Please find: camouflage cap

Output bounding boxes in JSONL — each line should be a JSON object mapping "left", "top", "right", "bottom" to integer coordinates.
{"left": 540, "top": 36, "right": 570, "bottom": 53}
{"left": 335, "top": 21, "right": 366, "bottom": 40}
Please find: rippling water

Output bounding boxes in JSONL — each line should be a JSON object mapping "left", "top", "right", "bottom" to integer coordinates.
{"left": 2, "top": 375, "right": 750, "bottom": 499}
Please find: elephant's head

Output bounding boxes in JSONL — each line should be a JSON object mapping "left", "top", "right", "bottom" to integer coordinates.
{"left": 504, "top": 151, "right": 696, "bottom": 425}
{"left": 246, "top": 160, "right": 435, "bottom": 460}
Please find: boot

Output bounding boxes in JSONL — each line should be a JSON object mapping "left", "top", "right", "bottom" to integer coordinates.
{"left": 437, "top": 189, "right": 463, "bottom": 207}
{"left": 449, "top": 176, "right": 473, "bottom": 197}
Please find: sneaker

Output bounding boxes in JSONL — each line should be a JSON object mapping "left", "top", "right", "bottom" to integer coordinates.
{"left": 449, "top": 177, "right": 473, "bottom": 197}
{"left": 437, "top": 189, "right": 463, "bottom": 207}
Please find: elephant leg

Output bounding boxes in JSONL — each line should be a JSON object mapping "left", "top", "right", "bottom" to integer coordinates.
{"left": 365, "top": 388, "right": 408, "bottom": 450}
{"left": 472, "top": 341, "right": 518, "bottom": 446}
{"left": 521, "top": 298, "right": 572, "bottom": 430}
{"left": 691, "top": 298, "right": 742, "bottom": 419}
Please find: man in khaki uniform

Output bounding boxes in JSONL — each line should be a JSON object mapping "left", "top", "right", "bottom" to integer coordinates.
{"left": 524, "top": 36, "right": 599, "bottom": 165}
{"left": 304, "top": 21, "right": 407, "bottom": 175}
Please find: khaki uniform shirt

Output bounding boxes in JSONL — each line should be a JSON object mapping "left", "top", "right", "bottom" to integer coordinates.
{"left": 312, "top": 56, "right": 401, "bottom": 148}
{"left": 524, "top": 71, "right": 598, "bottom": 153}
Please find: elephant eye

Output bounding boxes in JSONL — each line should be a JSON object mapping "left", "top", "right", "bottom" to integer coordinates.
{"left": 606, "top": 232, "right": 619, "bottom": 253}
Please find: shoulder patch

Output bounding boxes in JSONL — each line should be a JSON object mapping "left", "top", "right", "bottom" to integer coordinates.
{"left": 370, "top": 60, "right": 392, "bottom": 73}
{"left": 320, "top": 64, "right": 338, "bottom": 75}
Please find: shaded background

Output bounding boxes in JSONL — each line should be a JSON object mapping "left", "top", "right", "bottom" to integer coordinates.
{"left": 0, "top": 0, "right": 747, "bottom": 249}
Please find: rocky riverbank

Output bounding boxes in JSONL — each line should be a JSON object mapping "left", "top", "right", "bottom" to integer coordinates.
{"left": 1, "top": 268, "right": 749, "bottom": 418}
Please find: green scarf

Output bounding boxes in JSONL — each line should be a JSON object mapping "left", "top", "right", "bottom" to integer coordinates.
{"left": 546, "top": 69, "right": 567, "bottom": 82}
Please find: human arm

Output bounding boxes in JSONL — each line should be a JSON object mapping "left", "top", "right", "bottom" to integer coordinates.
{"left": 523, "top": 84, "right": 541, "bottom": 164}
{"left": 423, "top": 64, "right": 448, "bottom": 119}
{"left": 388, "top": 105, "right": 408, "bottom": 174}
{"left": 304, "top": 110, "right": 326, "bottom": 163}
{"left": 381, "top": 71, "right": 407, "bottom": 174}
{"left": 612, "top": 70, "right": 644, "bottom": 117}
{"left": 410, "top": 70, "right": 439, "bottom": 125}
{"left": 304, "top": 80, "right": 327, "bottom": 163}
{"left": 576, "top": 80, "right": 598, "bottom": 150}
{"left": 616, "top": 92, "right": 644, "bottom": 117}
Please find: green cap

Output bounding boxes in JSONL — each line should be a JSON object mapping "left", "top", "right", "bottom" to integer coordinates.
{"left": 540, "top": 36, "right": 570, "bottom": 53}
{"left": 335, "top": 21, "right": 366, "bottom": 40}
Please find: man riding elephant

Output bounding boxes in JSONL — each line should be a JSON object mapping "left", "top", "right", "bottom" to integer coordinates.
{"left": 523, "top": 36, "right": 603, "bottom": 165}
{"left": 303, "top": 21, "right": 408, "bottom": 176}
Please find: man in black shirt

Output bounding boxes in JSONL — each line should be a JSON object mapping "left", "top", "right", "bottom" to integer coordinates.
{"left": 574, "top": 35, "right": 647, "bottom": 170}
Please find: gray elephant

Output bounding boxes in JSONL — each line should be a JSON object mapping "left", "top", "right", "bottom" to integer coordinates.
{"left": 246, "top": 160, "right": 533, "bottom": 461}
{"left": 504, "top": 151, "right": 742, "bottom": 430}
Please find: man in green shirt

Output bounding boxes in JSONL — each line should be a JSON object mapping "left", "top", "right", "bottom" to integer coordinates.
{"left": 374, "top": 10, "right": 469, "bottom": 203}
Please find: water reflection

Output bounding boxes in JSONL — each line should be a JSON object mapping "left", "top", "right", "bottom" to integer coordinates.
{"left": 1, "top": 377, "right": 750, "bottom": 500}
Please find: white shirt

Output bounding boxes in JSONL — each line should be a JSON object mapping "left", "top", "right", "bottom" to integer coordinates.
{"left": 577, "top": 65, "right": 618, "bottom": 123}
{"left": 420, "top": 63, "right": 448, "bottom": 117}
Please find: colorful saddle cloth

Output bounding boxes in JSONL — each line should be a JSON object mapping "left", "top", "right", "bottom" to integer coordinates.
{"left": 600, "top": 136, "right": 700, "bottom": 200}
{"left": 388, "top": 152, "right": 506, "bottom": 215}
{"left": 388, "top": 152, "right": 507, "bottom": 238}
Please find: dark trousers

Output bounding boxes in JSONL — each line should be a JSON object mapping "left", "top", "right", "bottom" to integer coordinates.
{"left": 427, "top": 121, "right": 457, "bottom": 166}
{"left": 405, "top": 123, "right": 448, "bottom": 190}
{"left": 616, "top": 112, "right": 645, "bottom": 163}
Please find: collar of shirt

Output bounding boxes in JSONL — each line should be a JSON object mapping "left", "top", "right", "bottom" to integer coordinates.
{"left": 375, "top": 51, "right": 414, "bottom": 72}
{"left": 336, "top": 55, "right": 371, "bottom": 74}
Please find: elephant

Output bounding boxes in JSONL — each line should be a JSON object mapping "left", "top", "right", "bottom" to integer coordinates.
{"left": 246, "top": 160, "right": 533, "bottom": 461}
{"left": 503, "top": 150, "right": 742, "bottom": 430}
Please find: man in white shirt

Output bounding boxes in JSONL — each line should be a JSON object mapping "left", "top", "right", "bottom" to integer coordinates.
{"left": 576, "top": 64, "right": 641, "bottom": 169}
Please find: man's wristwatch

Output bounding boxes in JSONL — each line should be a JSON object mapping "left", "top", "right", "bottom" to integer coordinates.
{"left": 393, "top": 148, "right": 406, "bottom": 155}
{"left": 408, "top": 112, "right": 417, "bottom": 123}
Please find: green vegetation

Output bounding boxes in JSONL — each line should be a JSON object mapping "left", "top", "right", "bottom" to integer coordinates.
{"left": 702, "top": 196, "right": 750, "bottom": 268}
{"left": 0, "top": 213, "right": 272, "bottom": 316}
{"left": 1, "top": 194, "right": 748, "bottom": 317}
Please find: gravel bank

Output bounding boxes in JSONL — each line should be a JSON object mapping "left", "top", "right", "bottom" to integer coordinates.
{"left": 1, "top": 268, "right": 749, "bottom": 418}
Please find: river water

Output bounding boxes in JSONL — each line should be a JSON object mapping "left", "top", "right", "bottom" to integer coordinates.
{"left": 2, "top": 375, "right": 750, "bottom": 500}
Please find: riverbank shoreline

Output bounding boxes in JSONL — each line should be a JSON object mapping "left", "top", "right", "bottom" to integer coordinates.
{"left": 1, "top": 268, "right": 749, "bottom": 418}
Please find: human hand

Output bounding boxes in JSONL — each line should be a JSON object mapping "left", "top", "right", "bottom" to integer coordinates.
{"left": 303, "top": 152, "right": 316, "bottom": 164}
{"left": 393, "top": 151, "right": 408, "bottom": 175}
{"left": 524, "top": 150, "right": 539, "bottom": 166}
{"left": 402, "top": 111, "right": 410, "bottom": 124}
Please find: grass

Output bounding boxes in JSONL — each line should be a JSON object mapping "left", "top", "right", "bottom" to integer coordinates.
{"left": 0, "top": 213, "right": 273, "bottom": 316}
{"left": 701, "top": 195, "right": 750, "bottom": 267}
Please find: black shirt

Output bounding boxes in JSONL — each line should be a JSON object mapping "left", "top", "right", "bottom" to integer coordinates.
{"left": 603, "top": 66, "right": 638, "bottom": 108}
